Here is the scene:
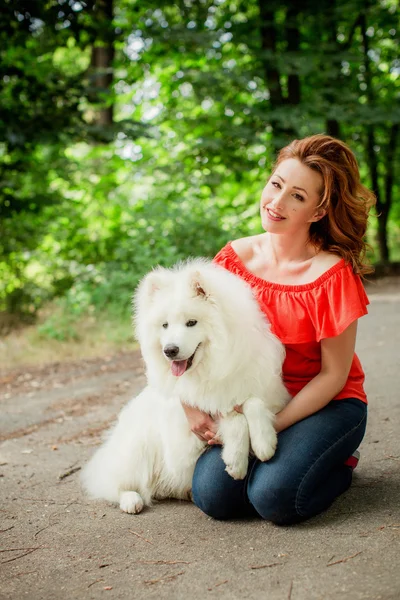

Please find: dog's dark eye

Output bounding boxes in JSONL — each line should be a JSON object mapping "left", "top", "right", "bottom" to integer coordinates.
{"left": 162, "top": 322, "right": 168, "bottom": 329}
{"left": 186, "top": 319, "right": 197, "bottom": 327}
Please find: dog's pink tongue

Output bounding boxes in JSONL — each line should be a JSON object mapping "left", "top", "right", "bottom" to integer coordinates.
{"left": 171, "top": 360, "right": 188, "bottom": 377}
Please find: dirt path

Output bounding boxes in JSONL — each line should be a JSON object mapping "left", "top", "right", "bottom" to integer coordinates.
{"left": 1, "top": 279, "right": 399, "bottom": 600}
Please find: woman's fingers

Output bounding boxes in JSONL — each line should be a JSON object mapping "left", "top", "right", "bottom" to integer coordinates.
{"left": 207, "top": 437, "right": 221, "bottom": 446}
{"left": 195, "top": 426, "right": 218, "bottom": 443}
{"left": 181, "top": 402, "right": 220, "bottom": 442}
{"left": 206, "top": 431, "right": 222, "bottom": 445}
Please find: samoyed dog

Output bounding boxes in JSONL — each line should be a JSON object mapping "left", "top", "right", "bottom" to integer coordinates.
{"left": 81, "top": 259, "right": 289, "bottom": 514}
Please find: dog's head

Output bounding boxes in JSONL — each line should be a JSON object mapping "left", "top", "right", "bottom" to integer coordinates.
{"left": 134, "top": 261, "right": 220, "bottom": 381}
{"left": 133, "top": 259, "right": 286, "bottom": 406}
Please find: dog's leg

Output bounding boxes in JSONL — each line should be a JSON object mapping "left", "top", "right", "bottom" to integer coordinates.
{"left": 119, "top": 491, "right": 144, "bottom": 514}
{"left": 219, "top": 412, "right": 250, "bottom": 480}
{"left": 242, "top": 397, "right": 277, "bottom": 462}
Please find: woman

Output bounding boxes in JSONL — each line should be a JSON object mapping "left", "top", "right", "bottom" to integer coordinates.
{"left": 183, "top": 134, "right": 375, "bottom": 525}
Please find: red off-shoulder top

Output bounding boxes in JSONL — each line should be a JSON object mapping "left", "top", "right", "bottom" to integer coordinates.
{"left": 214, "top": 242, "right": 369, "bottom": 404}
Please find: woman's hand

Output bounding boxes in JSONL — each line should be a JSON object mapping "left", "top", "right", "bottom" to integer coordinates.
{"left": 206, "top": 404, "right": 244, "bottom": 446}
{"left": 181, "top": 403, "right": 220, "bottom": 443}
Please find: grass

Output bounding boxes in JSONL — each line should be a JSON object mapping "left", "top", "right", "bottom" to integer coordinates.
{"left": 0, "top": 308, "right": 136, "bottom": 372}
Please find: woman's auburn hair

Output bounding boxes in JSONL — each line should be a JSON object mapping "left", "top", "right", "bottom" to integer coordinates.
{"left": 274, "top": 134, "right": 376, "bottom": 276}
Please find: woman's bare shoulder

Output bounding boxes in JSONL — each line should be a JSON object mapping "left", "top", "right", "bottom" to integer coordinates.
{"left": 312, "top": 251, "right": 342, "bottom": 275}
{"left": 231, "top": 234, "right": 264, "bottom": 262}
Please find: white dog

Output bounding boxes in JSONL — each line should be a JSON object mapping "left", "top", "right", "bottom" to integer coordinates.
{"left": 81, "top": 260, "right": 289, "bottom": 514}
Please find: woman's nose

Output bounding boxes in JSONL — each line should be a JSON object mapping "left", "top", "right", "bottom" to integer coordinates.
{"left": 271, "top": 190, "right": 284, "bottom": 207}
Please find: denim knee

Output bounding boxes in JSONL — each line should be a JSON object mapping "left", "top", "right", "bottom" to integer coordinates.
{"left": 192, "top": 447, "right": 250, "bottom": 520}
{"left": 192, "top": 480, "right": 231, "bottom": 520}
{"left": 247, "top": 474, "right": 297, "bottom": 525}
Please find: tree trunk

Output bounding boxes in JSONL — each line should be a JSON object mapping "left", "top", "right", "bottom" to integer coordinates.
{"left": 365, "top": 126, "right": 387, "bottom": 259}
{"left": 361, "top": 10, "right": 390, "bottom": 263}
{"left": 257, "top": 0, "right": 300, "bottom": 146}
{"left": 323, "top": 0, "right": 340, "bottom": 138}
{"left": 377, "top": 214, "right": 390, "bottom": 264}
{"left": 286, "top": 4, "right": 301, "bottom": 106}
{"left": 324, "top": 8, "right": 362, "bottom": 138}
{"left": 380, "top": 123, "right": 399, "bottom": 263}
{"left": 90, "top": 0, "right": 115, "bottom": 127}
{"left": 326, "top": 119, "right": 340, "bottom": 138}
{"left": 258, "top": 1, "right": 283, "bottom": 109}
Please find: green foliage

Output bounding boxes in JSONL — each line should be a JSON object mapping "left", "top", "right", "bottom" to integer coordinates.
{"left": 1, "top": 0, "right": 399, "bottom": 338}
{"left": 38, "top": 301, "right": 82, "bottom": 342}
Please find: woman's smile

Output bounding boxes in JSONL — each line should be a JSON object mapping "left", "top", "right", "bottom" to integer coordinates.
{"left": 266, "top": 208, "right": 286, "bottom": 222}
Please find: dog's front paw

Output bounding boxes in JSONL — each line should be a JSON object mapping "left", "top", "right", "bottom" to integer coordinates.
{"left": 225, "top": 462, "right": 248, "bottom": 480}
{"left": 222, "top": 447, "right": 248, "bottom": 480}
{"left": 251, "top": 428, "right": 278, "bottom": 462}
{"left": 119, "top": 491, "right": 144, "bottom": 514}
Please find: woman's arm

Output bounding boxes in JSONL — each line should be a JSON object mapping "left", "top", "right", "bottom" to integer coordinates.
{"left": 275, "top": 321, "right": 358, "bottom": 433}
{"left": 181, "top": 403, "right": 219, "bottom": 442}
{"left": 183, "top": 322, "right": 358, "bottom": 440}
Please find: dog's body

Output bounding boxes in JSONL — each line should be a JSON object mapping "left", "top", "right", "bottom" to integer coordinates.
{"left": 81, "top": 260, "right": 289, "bottom": 513}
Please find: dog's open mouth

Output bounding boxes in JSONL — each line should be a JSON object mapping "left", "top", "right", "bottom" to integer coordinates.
{"left": 171, "top": 344, "right": 200, "bottom": 377}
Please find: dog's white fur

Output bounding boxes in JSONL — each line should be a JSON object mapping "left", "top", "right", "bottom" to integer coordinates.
{"left": 81, "top": 259, "right": 289, "bottom": 513}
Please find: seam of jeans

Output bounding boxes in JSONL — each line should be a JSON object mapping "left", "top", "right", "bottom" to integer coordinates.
{"left": 295, "top": 411, "right": 367, "bottom": 517}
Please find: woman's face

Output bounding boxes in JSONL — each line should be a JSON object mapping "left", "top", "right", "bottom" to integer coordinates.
{"left": 260, "top": 158, "right": 325, "bottom": 235}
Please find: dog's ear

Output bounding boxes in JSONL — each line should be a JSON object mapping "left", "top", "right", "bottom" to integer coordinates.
{"left": 133, "top": 268, "right": 169, "bottom": 324}
{"left": 191, "top": 272, "right": 208, "bottom": 299}
{"left": 194, "top": 281, "right": 207, "bottom": 297}
{"left": 140, "top": 269, "right": 167, "bottom": 300}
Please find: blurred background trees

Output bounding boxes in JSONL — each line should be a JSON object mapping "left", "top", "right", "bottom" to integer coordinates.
{"left": 1, "top": 0, "right": 399, "bottom": 336}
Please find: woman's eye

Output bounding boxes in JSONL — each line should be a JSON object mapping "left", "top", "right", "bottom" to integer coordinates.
{"left": 186, "top": 319, "right": 197, "bottom": 327}
{"left": 162, "top": 323, "right": 168, "bottom": 329}
{"left": 293, "top": 193, "right": 304, "bottom": 202}
{"left": 271, "top": 181, "right": 280, "bottom": 188}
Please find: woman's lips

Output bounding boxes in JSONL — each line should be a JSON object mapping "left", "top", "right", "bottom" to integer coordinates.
{"left": 267, "top": 208, "right": 285, "bottom": 221}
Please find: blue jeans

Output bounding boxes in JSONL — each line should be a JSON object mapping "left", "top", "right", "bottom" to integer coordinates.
{"left": 192, "top": 398, "right": 367, "bottom": 525}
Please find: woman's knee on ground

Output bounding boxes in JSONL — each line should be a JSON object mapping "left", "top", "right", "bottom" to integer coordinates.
{"left": 247, "top": 471, "right": 299, "bottom": 525}
{"left": 192, "top": 448, "right": 244, "bottom": 520}
{"left": 192, "top": 480, "right": 234, "bottom": 520}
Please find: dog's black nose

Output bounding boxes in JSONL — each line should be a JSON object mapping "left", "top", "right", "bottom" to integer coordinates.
{"left": 164, "top": 344, "right": 179, "bottom": 358}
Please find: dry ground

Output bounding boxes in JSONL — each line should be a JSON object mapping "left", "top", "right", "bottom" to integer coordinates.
{"left": 0, "top": 278, "right": 399, "bottom": 600}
